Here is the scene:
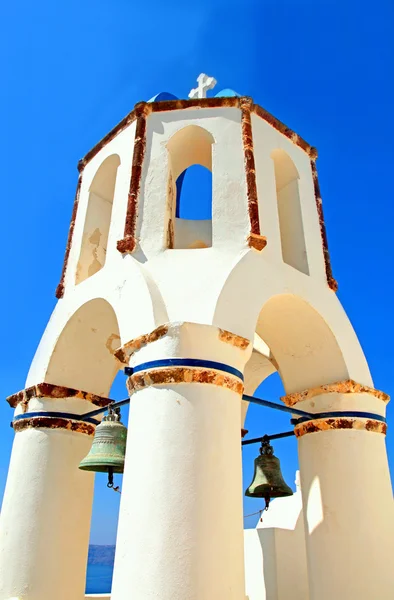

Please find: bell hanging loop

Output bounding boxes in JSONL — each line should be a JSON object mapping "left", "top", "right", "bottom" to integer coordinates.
{"left": 79, "top": 405, "right": 128, "bottom": 489}
{"left": 245, "top": 435, "right": 293, "bottom": 509}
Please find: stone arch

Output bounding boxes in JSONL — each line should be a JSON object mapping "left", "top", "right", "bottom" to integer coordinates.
{"left": 166, "top": 125, "right": 214, "bottom": 249}
{"left": 76, "top": 154, "right": 121, "bottom": 284}
{"left": 44, "top": 298, "right": 120, "bottom": 396}
{"left": 213, "top": 253, "right": 372, "bottom": 395}
{"left": 255, "top": 294, "right": 348, "bottom": 394}
{"left": 271, "top": 149, "right": 309, "bottom": 275}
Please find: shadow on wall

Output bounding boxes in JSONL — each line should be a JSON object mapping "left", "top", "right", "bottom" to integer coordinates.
{"left": 271, "top": 149, "right": 309, "bottom": 275}
{"left": 76, "top": 154, "right": 121, "bottom": 284}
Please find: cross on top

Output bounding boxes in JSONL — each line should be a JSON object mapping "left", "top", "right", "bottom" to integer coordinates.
{"left": 189, "top": 73, "right": 217, "bottom": 99}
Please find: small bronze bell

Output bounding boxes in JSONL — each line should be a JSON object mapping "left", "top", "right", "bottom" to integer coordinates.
{"left": 245, "top": 436, "right": 293, "bottom": 509}
{"left": 79, "top": 407, "right": 127, "bottom": 488}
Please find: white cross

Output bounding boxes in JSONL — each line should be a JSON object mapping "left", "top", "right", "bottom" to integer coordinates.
{"left": 188, "top": 73, "right": 217, "bottom": 99}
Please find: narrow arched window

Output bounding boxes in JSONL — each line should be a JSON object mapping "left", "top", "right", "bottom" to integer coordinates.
{"left": 271, "top": 150, "right": 309, "bottom": 275}
{"left": 76, "top": 154, "right": 120, "bottom": 284}
{"left": 166, "top": 126, "right": 214, "bottom": 249}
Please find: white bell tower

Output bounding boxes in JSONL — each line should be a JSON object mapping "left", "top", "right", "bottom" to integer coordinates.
{"left": 1, "top": 76, "right": 393, "bottom": 600}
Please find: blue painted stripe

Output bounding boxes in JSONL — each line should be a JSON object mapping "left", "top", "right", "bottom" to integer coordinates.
{"left": 13, "top": 411, "right": 100, "bottom": 426}
{"left": 126, "top": 358, "right": 244, "bottom": 382}
{"left": 291, "top": 411, "right": 386, "bottom": 425}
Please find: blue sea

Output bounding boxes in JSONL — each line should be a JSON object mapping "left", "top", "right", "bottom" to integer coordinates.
{"left": 86, "top": 546, "right": 115, "bottom": 594}
{"left": 86, "top": 563, "right": 113, "bottom": 594}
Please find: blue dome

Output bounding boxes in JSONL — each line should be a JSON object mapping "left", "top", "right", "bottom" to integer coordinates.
{"left": 148, "top": 92, "right": 179, "bottom": 102}
{"left": 215, "top": 88, "right": 241, "bottom": 97}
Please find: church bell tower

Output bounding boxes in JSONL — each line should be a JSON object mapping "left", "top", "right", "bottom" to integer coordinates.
{"left": 0, "top": 75, "right": 392, "bottom": 600}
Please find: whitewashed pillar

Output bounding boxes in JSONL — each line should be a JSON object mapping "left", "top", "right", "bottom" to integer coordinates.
{"left": 0, "top": 386, "right": 105, "bottom": 600}
{"left": 111, "top": 322, "right": 252, "bottom": 600}
{"left": 293, "top": 388, "right": 394, "bottom": 600}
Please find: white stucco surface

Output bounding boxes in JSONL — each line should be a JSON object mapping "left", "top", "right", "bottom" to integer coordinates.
{"left": 1, "top": 100, "right": 392, "bottom": 600}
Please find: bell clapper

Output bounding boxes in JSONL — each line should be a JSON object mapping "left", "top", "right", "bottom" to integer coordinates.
{"left": 107, "top": 467, "right": 114, "bottom": 488}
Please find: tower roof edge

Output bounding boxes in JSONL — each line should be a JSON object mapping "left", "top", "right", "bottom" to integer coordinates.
{"left": 78, "top": 97, "right": 317, "bottom": 172}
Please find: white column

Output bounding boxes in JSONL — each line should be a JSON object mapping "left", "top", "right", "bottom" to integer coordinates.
{"left": 111, "top": 323, "right": 251, "bottom": 600}
{"left": 296, "top": 391, "right": 394, "bottom": 600}
{"left": 0, "top": 394, "right": 97, "bottom": 600}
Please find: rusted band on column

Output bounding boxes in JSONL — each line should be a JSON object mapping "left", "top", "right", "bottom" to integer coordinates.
{"left": 295, "top": 417, "right": 387, "bottom": 438}
{"left": 218, "top": 328, "right": 251, "bottom": 350}
{"left": 115, "top": 325, "right": 169, "bottom": 365}
{"left": 115, "top": 324, "right": 250, "bottom": 366}
{"left": 127, "top": 366, "right": 244, "bottom": 396}
{"left": 13, "top": 415, "right": 96, "bottom": 436}
{"left": 117, "top": 102, "right": 152, "bottom": 254}
{"left": 55, "top": 174, "right": 83, "bottom": 298}
{"left": 281, "top": 379, "right": 389, "bottom": 407}
{"left": 241, "top": 98, "right": 267, "bottom": 251}
{"left": 7, "top": 383, "right": 114, "bottom": 413}
{"left": 310, "top": 159, "right": 338, "bottom": 291}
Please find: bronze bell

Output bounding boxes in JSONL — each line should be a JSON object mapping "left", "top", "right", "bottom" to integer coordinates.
{"left": 79, "top": 407, "right": 127, "bottom": 488}
{"left": 245, "top": 436, "right": 293, "bottom": 509}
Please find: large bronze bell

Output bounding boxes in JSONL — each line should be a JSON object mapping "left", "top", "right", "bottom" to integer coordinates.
{"left": 79, "top": 408, "right": 127, "bottom": 487}
{"left": 245, "top": 436, "right": 293, "bottom": 509}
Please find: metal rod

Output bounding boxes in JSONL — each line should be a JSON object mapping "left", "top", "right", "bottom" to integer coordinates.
{"left": 242, "top": 430, "right": 295, "bottom": 446}
{"left": 242, "top": 394, "right": 314, "bottom": 418}
{"left": 79, "top": 394, "right": 315, "bottom": 422}
{"left": 81, "top": 398, "right": 130, "bottom": 420}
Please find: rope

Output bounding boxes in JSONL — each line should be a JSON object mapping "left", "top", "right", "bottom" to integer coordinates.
{"left": 244, "top": 509, "right": 264, "bottom": 519}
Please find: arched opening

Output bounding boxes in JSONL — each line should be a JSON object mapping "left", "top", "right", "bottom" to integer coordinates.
{"left": 86, "top": 369, "right": 125, "bottom": 595}
{"left": 167, "top": 125, "right": 214, "bottom": 249}
{"left": 41, "top": 298, "right": 122, "bottom": 597}
{"left": 45, "top": 298, "right": 121, "bottom": 396}
{"left": 76, "top": 155, "right": 120, "bottom": 284}
{"left": 271, "top": 150, "right": 309, "bottom": 275}
{"left": 242, "top": 296, "right": 349, "bottom": 527}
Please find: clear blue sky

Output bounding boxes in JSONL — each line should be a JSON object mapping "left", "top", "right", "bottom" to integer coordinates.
{"left": 1, "top": 0, "right": 393, "bottom": 544}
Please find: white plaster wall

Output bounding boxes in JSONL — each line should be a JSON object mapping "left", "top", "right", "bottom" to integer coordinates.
{"left": 298, "top": 424, "right": 394, "bottom": 599}
{"left": 0, "top": 427, "right": 94, "bottom": 600}
{"left": 244, "top": 486, "right": 309, "bottom": 600}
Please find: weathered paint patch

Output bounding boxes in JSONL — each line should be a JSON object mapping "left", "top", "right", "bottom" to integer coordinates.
{"left": 7, "top": 383, "right": 114, "bottom": 410}
{"left": 127, "top": 367, "right": 244, "bottom": 396}
{"left": 13, "top": 416, "right": 96, "bottom": 436}
{"left": 115, "top": 324, "right": 169, "bottom": 365}
{"left": 55, "top": 174, "right": 83, "bottom": 298}
{"left": 241, "top": 98, "right": 260, "bottom": 236}
{"left": 150, "top": 96, "right": 240, "bottom": 113}
{"left": 310, "top": 159, "right": 337, "bottom": 291}
{"left": 218, "top": 328, "right": 250, "bottom": 350}
{"left": 247, "top": 233, "right": 267, "bottom": 251}
{"left": 117, "top": 103, "right": 151, "bottom": 255}
{"left": 282, "top": 379, "right": 389, "bottom": 407}
{"left": 294, "top": 417, "right": 387, "bottom": 438}
{"left": 105, "top": 333, "right": 122, "bottom": 355}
